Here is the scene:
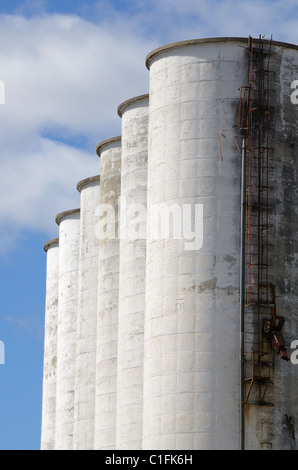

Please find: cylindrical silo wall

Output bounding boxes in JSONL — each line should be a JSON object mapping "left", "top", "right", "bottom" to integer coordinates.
{"left": 73, "top": 176, "right": 100, "bottom": 450}
{"left": 41, "top": 239, "right": 59, "bottom": 451}
{"left": 243, "top": 42, "right": 298, "bottom": 451}
{"left": 55, "top": 209, "right": 80, "bottom": 450}
{"left": 143, "top": 39, "right": 249, "bottom": 450}
{"left": 116, "top": 95, "right": 149, "bottom": 449}
{"left": 94, "top": 137, "right": 121, "bottom": 450}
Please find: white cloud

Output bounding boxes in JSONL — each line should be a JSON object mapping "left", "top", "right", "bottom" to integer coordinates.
{"left": 1, "top": 311, "right": 44, "bottom": 340}
{"left": 108, "top": 0, "right": 298, "bottom": 44}
{"left": 0, "top": 11, "right": 154, "bottom": 251}
{"left": 0, "top": 1, "right": 298, "bottom": 253}
{"left": 0, "top": 13, "right": 152, "bottom": 139}
{"left": 0, "top": 137, "right": 97, "bottom": 231}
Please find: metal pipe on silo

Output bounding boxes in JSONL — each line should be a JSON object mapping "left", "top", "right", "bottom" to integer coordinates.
{"left": 55, "top": 209, "right": 80, "bottom": 450}
{"left": 116, "top": 95, "right": 149, "bottom": 450}
{"left": 73, "top": 175, "right": 100, "bottom": 450}
{"left": 94, "top": 137, "right": 121, "bottom": 450}
{"left": 143, "top": 38, "right": 249, "bottom": 450}
{"left": 41, "top": 238, "right": 59, "bottom": 451}
{"left": 239, "top": 137, "right": 246, "bottom": 451}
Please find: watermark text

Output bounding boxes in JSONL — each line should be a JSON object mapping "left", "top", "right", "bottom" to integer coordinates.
{"left": 94, "top": 198, "right": 204, "bottom": 251}
{"left": 0, "top": 341, "right": 5, "bottom": 365}
{"left": 0, "top": 80, "right": 4, "bottom": 105}
{"left": 290, "top": 340, "right": 298, "bottom": 365}
{"left": 290, "top": 80, "right": 298, "bottom": 104}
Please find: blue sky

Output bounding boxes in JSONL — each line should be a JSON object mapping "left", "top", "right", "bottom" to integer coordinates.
{"left": 0, "top": 0, "right": 298, "bottom": 451}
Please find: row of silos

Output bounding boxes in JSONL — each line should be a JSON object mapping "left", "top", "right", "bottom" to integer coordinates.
{"left": 41, "top": 94, "right": 149, "bottom": 451}
{"left": 41, "top": 37, "right": 298, "bottom": 450}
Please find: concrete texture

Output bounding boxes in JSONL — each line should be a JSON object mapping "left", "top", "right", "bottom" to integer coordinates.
{"left": 145, "top": 37, "right": 298, "bottom": 70}
{"left": 94, "top": 137, "right": 122, "bottom": 450}
{"left": 41, "top": 36, "right": 298, "bottom": 451}
{"left": 143, "top": 40, "right": 247, "bottom": 450}
{"left": 73, "top": 176, "right": 100, "bottom": 450}
{"left": 242, "top": 43, "right": 298, "bottom": 451}
{"left": 116, "top": 95, "right": 149, "bottom": 449}
{"left": 41, "top": 238, "right": 59, "bottom": 450}
{"left": 55, "top": 209, "right": 80, "bottom": 450}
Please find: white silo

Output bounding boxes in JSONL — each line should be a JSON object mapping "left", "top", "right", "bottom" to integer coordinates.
{"left": 238, "top": 38, "right": 298, "bottom": 451}
{"left": 143, "top": 38, "right": 249, "bottom": 451}
{"left": 94, "top": 137, "right": 122, "bottom": 450}
{"left": 143, "top": 37, "right": 298, "bottom": 451}
{"left": 41, "top": 238, "right": 59, "bottom": 451}
{"left": 55, "top": 209, "right": 80, "bottom": 450}
{"left": 73, "top": 175, "right": 100, "bottom": 450}
{"left": 116, "top": 94, "right": 149, "bottom": 449}
{"left": 40, "top": 36, "right": 298, "bottom": 451}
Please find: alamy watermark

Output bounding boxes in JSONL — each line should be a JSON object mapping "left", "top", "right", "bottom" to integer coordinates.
{"left": 0, "top": 80, "right": 5, "bottom": 105}
{"left": 94, "top": 198, "right": 204, "bottom": 251}
{"left": 0, "top": 341, "right": 5, "bottom": 365}
{"left": 290, "top": 80, "right": 298, "bottom": 104}
{"left": 290, "top": 340, "right": 298, "bottom": 365}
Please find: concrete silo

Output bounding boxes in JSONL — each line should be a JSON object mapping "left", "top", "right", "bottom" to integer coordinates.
{"left": 143, "top": 37, "right": 298, "bottom": 450}
{"left": 40, "top": 35, "right": 298, "bottom": 451}
{"left": 94, "top": 137, "right": 122, "bottom": 450}
{"left": 55, "top": 209, "right": 80, "bottom": 450}
{"left": 41, "top": 238, "right": 59, "bottom": 451}
{"left": 237, "top": 37, "right": 298, "bottom": 451}
{"left": 73, "top": 176, "right": 100, "bottom": 450}
{"left": 116, "top": 94, "right": 149, "bottom": 449}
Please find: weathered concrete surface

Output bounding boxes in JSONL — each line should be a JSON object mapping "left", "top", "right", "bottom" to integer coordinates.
{"left": 41, "top": 239, "right": 59, "bottom": 450}
{"left": 40, "top": 37, "right": 298, "bottom": 452}
{"left": 143, "top": 40, "right": 247, "bottom": 450}
{"left": 94, "top": 137, "right": 121, "bottom": 450}
{"left": 55, "top": 209, "right": 80, "bottom": 450}
{"left": 73, "top": 176, "right": 100, "bottom": 450}
{"left": 116, "top": 95, "right": 149, "bottom": 449}
{"left": 243, "top": 44, "right": 298, "bottom": 451}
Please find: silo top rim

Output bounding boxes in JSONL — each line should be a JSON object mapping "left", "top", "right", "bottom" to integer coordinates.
{"left": 145, "top": 36, "right": 298, "bottom": 69}
{"left": 44, "top": 238, "right": 59, "bottom": 252}
{"left": 55, "top": 208, "right": 80, "bottom": 226}
{"left": 96, "top": 136, "right": 121, "bottom": 157}
{"left": 77, "top": 175, "right": 100, "bottom": 193}
{"left": 117, "top": 94, "right": 149, "bottom": 118}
